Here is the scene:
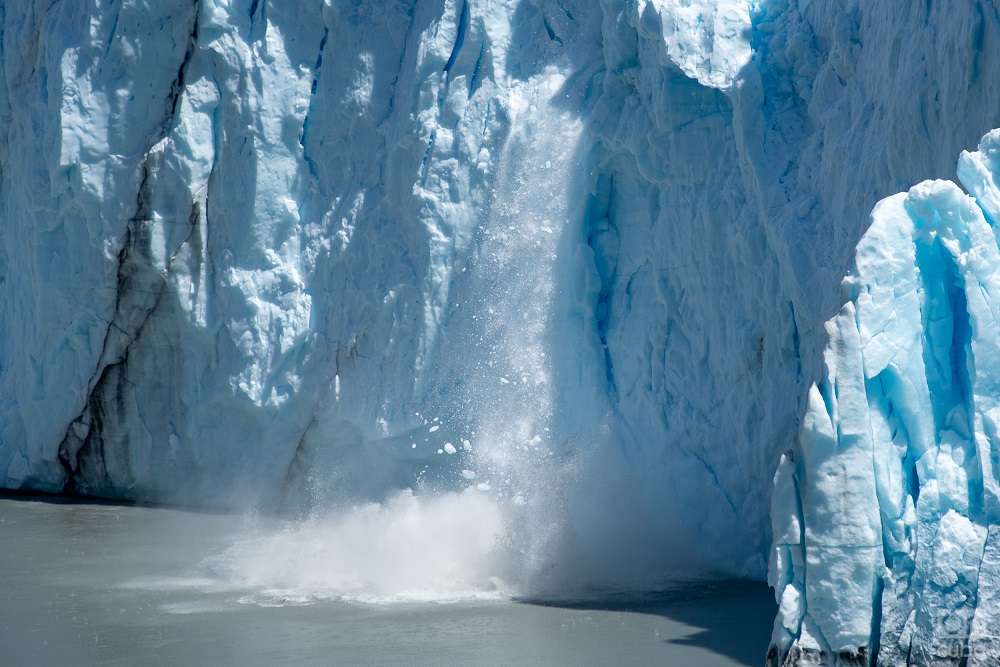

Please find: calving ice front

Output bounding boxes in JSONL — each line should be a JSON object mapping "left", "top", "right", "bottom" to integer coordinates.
{"left": 2, "top": 0, "right": 1000, "bottom": 664}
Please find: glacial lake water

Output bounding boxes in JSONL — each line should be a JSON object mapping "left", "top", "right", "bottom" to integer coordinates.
{"left": 0, "top": 496, "right": 774, "bottom": 666}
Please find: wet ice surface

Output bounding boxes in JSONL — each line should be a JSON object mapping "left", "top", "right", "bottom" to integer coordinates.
{"left": 0, "top": 497, "right": 773, "bottom": 666}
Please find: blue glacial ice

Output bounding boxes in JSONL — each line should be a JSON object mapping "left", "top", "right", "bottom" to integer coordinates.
{"left": 3, "top": 0, "right": 1000, "bottom": 649}
{"left": 769, "top": 132, "right": 1000, "bottom": 665}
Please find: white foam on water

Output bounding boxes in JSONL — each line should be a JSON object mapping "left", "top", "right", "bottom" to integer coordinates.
{"left": 204, "top": 489, "right": 511, "bottom": 605}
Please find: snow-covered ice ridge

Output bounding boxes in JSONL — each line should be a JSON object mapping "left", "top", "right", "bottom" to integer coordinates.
{"left": 3, "top": 0, "right": 1000, "bottom": 605}
{"left": 769, "top": 132, "right": 1000, "bottom": 666}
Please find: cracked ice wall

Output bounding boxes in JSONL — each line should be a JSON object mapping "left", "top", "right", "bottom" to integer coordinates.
{"left": 768, "top": 133, "right": 1000, "bottom": 666}
{"left": 4, "top": 0, "right": 1000, "bottom": 603}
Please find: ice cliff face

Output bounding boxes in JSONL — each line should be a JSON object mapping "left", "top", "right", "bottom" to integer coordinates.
{"left": 3, "top": 0, "right": 1000, "bottom": 622}
{"left": 768, "top": 133, "right": 1000, "bottom": 665}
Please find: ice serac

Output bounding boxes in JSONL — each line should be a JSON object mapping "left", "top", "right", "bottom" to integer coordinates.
{"left": 633, "top": 0, "right": 751, "bottom": 89}
{"left": 769, "top": 130, "right": 1000, "bottom": 666}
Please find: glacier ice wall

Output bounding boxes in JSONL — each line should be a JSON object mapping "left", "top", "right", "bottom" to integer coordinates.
{"left": 768, "top": 132, "right": 1000, "bottom": 665}
{"left": 2, "top": 0, "right": 1000, "bottom": 596}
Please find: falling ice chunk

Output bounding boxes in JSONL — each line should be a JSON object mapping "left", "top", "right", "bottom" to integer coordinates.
{"left": 436, "top": 449, "right": 444, "bottom": 455}
{"left": 443, "top": 442, "right": 457, "bottom": 455}
{"left": 499, "top": 377, "right": 510, "bottom": 384}
{"left": 476, "top": 483, "right": 491, "bottom": 492}
{"left": 461, "top": 469, "right": 477, "bottom": 480}
{"left": 429, "top": 425, "right": 440, "bottom": 433}
{"left": 462, "top": 439, "right": 472, "bottom": 451}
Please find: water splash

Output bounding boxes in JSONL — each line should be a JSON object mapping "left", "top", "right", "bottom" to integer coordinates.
{"left": 156, "top": 70, "right": 596, "bottom": 608}
{"left": 206, "top": 489, "right": 509, "bottom": 605}
{"left": 443, "top": 68, "right": 599, "bottom": 588}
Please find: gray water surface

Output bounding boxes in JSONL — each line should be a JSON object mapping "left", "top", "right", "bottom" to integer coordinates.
{"left": 0, "top": 497, "right": 774, "bottom": 666}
